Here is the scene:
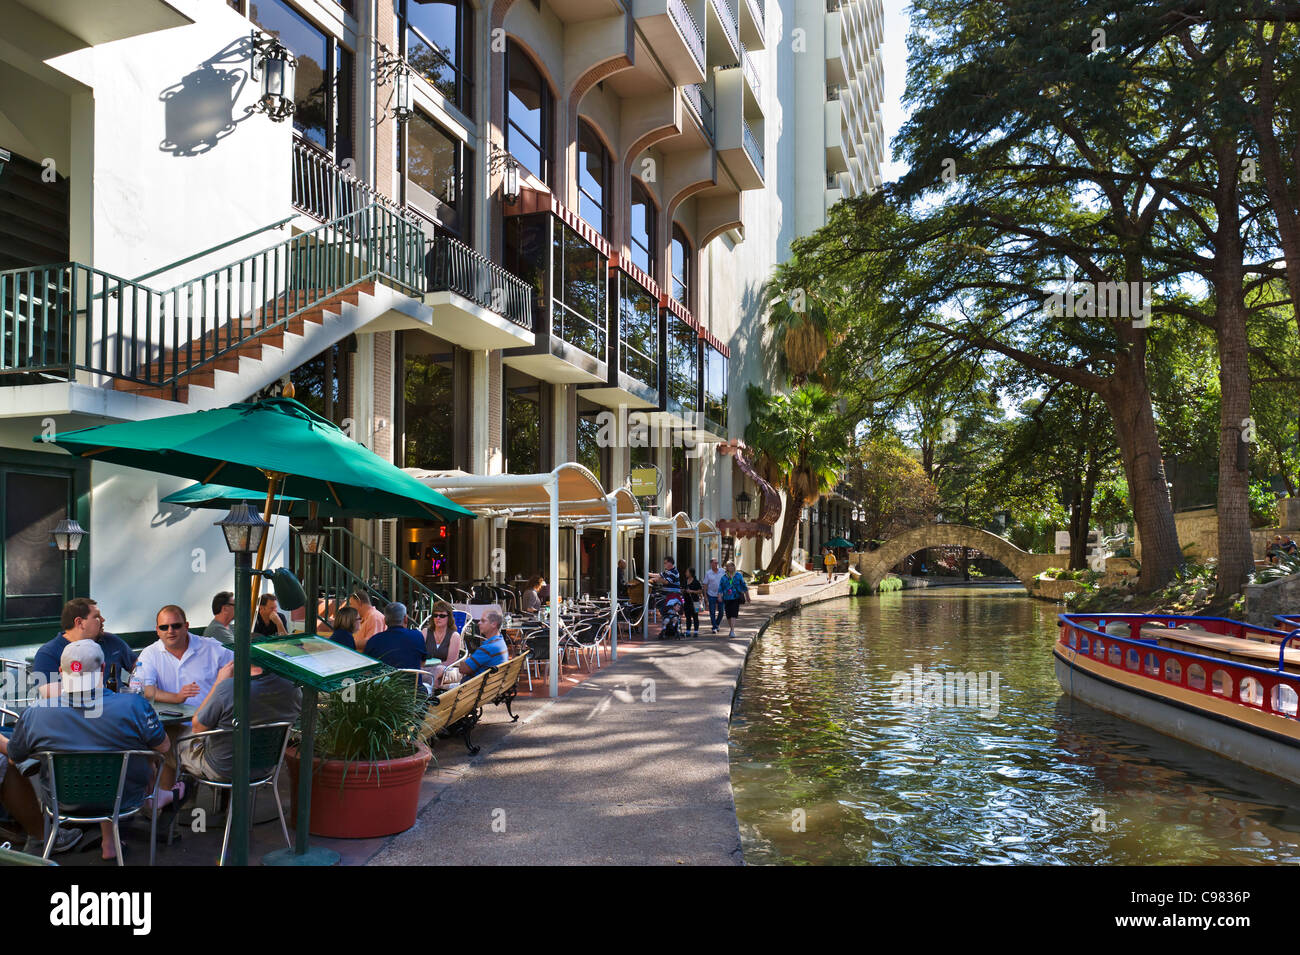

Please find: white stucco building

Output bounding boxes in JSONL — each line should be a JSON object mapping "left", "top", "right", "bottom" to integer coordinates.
{"left": 0, "top": 0, "right": 884, "bottom": 645}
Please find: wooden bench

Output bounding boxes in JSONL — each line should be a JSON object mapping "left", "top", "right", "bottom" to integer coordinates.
{"left": 1151, "top": 630, "right": 1300, "bottom": 674}
{"left": 421, "top": 651, "right": 530, "bottom": 755}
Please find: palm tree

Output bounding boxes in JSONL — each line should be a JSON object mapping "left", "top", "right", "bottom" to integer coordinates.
{"left": 744, "top": 382, "right": 850, "bottom": 577}
{"left": 763, "top": 258, "right": 842, "bottom": 387}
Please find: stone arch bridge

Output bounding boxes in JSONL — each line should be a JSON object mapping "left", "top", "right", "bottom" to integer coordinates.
{"left": 855, "top": 524, "right": 1061, "bottom": 594}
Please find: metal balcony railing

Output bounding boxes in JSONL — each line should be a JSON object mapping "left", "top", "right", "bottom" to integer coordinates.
{"left": 714, "top": 0, "right": 739, "bottom": 55}
{"left": 741, "top": 47, "right": 761, "bottom": 101}
{"left": 683, "top": 82, "right": 716, "bottom": 140}
{"left": 293, "top": 138, "right": 412, "bottom": 225}
{"left": 668, "top": 0, "right": 705, "bottom": 73}
{"left": 426, "top": 233, "right": 533, "bottom": 331}
{"left": 742, "top": 121, "right": 764, "bottom": 178}
{"left": 0, "top": 204, "right": 424, "bottom": 397}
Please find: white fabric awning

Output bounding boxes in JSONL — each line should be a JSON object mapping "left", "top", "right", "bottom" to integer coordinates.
{"left": 405, "top": 462, "right": 642, "bottom": 523}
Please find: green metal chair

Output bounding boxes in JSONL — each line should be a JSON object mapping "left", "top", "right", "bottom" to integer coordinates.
{"left": 169, "top": 721, "right": 293, "bottom": 866}
{"left": 32, "top": 749, "right": 165, "bottom": 866}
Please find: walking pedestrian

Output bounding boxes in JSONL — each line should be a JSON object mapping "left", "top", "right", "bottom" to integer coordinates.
{"left": 682, "top": 567, "right": 703, "bottom": 636}
{"left": 703, "top": 558, "right": 724, "bottom": 634}
{"left": 719, "top": 561, "right": 749, "bottom": 637}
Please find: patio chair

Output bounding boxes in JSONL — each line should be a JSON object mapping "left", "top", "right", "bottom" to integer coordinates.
{"left": 0, "top": 704, "right": 17, "bottom": 727}
{"left": 562, "top": 618, "right": 605, "bottom": 671}
{"left": 169, "top": 721, "right": 293, "bottom": 866}
{"left": 617, "top": 600, "right": 645, "bottom": 640}
{"left": 522, "top": 627, "right": 553, "bottom": 690}
{"left": 0, "top": 660, "right": 35, "bottom": 712}
{"left": 32, "top": 749, "right": 165, "bottom": 866}
{"left": 453, "top": 609, "right": 471, "bottom": 634}
{"left": 492, "top": 586, "right": 516, "bottom": 613}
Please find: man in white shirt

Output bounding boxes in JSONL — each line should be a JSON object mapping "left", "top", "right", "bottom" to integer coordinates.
{"left": 703, "top": 558, "right": 725, "bottom": 635}
{"left": 130, "top": 604, "right": 234, "bottom": 812}
{"left": 131, "top": 605, "right": 234, "bottom": 705}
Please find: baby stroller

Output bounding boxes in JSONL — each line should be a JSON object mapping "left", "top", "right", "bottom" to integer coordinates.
{"left": 658, "top": 590, "right": 684, "bottom": 639}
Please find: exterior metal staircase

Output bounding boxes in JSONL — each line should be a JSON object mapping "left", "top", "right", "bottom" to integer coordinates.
{"left": 0, "top": 204, "right": 423, "bottom": 402}
{"left": 293, "top": 524, "right": 443, "bottom": 627}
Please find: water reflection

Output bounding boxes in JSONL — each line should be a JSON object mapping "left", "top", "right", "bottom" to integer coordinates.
{"left": 729, "top": 586, "right": 1300, "bottom": 865}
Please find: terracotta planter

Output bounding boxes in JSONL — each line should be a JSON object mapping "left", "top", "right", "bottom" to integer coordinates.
{"left": 285, "top": 742, "right": 431, "bottom": 839}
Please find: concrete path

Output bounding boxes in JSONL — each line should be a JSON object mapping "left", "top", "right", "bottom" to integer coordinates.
{"left": 367, "top": 575, "right": 850, "bottom": 866}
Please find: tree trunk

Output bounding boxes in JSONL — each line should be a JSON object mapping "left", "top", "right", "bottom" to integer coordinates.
{"left": 1211, "top": 140, "right": 1255, "bottom": 599}
{"left": 1078, "top": 451, "right": 1100, "bottom": 569}
{"left": 1101, "top": 351, "right": 1181, "bottom": 590}
{"left": 1068, "top": 474, "right": 1086, "bottom": 570}
{"left": 764, "top": 489, "right": 801, "bottom": 577}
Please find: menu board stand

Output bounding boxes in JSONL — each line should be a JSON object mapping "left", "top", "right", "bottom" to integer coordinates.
{"left": 252, "top": 637, "right": 389, "bottom": 866}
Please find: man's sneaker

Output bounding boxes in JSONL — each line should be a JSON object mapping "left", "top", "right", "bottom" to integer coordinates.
{"left": 23, "top": 827, "right": 83, "bottom": 856}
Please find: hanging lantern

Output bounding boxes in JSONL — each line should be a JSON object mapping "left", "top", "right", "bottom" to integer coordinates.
{"left": 252, "top": 32, "right": 297, "bottom": 122}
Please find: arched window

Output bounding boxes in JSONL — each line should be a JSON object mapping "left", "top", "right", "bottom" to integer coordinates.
{"left": 670, "top": 224, "right": 691, "bottom": 306}
{"left": 629, "top": 180, "right": 656, "bottom": 278}
{"left": 506, "top": 40, "right": 554, "bottom": 186}
{"left": 577, "top": 121, "right": 611, "bottom": 235}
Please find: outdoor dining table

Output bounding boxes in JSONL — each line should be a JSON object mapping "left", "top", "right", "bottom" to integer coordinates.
{"left": 150, "top": 701, "right": 198, "bottom": 724}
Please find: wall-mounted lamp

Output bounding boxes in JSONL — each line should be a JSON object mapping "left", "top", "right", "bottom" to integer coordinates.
{"left": 488, "top": 143, "right": 521, "bottom": 204}
{"left": 250, "top": 31, "right": 297, "bottom": 122}
{"left": 377, "top": 46, "right": 413, "bottom": 123}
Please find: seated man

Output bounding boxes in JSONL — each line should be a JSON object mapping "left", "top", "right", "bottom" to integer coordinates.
{"left": 252, "top": 594, "right": 289, "bottom": 637}
{"left": 180, "top": 656, "right": 301, "bottom": 783}
{"left": 131, "top": 605, "right": 234, "bottom": 813}
{"left": 31, "top": 598, "right": 136, "bottom": 692}
{"left": 4, "top": 641, "right": 169, "bottom": 861}
{"left": 458, "top": 607, "right": 510, "bottom": 679}
{"left": 203, "top": 592, "right": 236, "bottom": 644}
{"left": 349, "top": 590, "right": 386, "bottom": 651}
{"left": 362, "top": 602, "right": 426, "bottom": 670}
{"left": 131, "top": 605, "right": 233, "bottom": 705}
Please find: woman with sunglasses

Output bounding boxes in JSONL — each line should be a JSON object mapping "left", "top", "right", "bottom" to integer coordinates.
{"left": 424, "top": 600, "right": 462, "bottom": 688}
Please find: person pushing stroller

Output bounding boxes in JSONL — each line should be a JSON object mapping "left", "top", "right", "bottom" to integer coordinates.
{"left": 652, "top": 557, "right": 684, "bottom": 639}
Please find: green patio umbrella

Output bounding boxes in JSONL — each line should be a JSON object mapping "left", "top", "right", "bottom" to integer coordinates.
{"left": 41, "top": 397, "right": 473, "bottom": 523}
{"left": 162, "top": 482, "right": 364, "bottom": 520}
{"left": 827, "top": 537, "right": 854, "bottom": 548}
{"left": 35, "top": 397, "right": 475, "bottom": 867}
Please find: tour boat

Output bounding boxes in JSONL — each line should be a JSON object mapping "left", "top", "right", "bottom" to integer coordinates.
{"left": 1055, "top": 612, "right": 1300, "bottom": 784}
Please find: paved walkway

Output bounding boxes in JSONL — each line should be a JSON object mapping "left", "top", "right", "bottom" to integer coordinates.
{"left": 367, "top": 574, "right": 851, "bottom": 866}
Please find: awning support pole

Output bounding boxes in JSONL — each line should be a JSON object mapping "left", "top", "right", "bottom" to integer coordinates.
{"left": 608, "top": 495, "right": 618, "bottom": 661}
{"left": 548, "top": 476, "right": 560, "bottom": 698}
{"left": 642, "top": 512, "right": 651, "bottom": 641}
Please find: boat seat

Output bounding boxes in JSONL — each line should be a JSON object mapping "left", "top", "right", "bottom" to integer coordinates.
{"left": 1152, "top": 629, "right": 1300, "bottom": 673}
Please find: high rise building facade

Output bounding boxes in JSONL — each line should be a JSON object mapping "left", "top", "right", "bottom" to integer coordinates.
{"left": 0, "top": 0, "right": 883, "bottom": 642}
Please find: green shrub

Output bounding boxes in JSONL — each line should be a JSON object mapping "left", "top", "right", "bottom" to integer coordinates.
{"left": 877, "top": 576, "right": 903, "bottom": 593}
{"left": 316, "top": 673, "right": 426, "bottom": 766}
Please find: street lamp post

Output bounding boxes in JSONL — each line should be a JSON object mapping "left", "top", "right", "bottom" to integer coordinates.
{"left": 51, "top": 518, "right": 87, "bottom": 600}
{"left": 264, "top": 514, "right": 340, "bottom": 866}
{"left": 214, "top": 503, "right": 268, "bottom": 867}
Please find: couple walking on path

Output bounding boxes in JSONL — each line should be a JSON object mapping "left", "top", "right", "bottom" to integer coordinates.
{"left": 702, "top": 558, "right": 750, "bottom": 637}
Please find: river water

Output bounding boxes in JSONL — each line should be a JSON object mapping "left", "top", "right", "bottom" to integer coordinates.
{"left": 729, "top": 586, "right": 1300, "bottom": 865}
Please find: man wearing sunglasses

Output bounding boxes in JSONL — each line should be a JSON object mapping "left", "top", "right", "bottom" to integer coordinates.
{"left": 131, "top": 605, "right": 233, "bottom": 706}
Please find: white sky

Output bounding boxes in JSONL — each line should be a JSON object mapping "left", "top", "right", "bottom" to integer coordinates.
{"left": 880, "top": 1, "right": 913, "bottom": 183}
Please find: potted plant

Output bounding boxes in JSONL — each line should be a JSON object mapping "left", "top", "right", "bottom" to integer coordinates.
{"left": 286, "top": 674, "right": 431, "bottom": 839}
